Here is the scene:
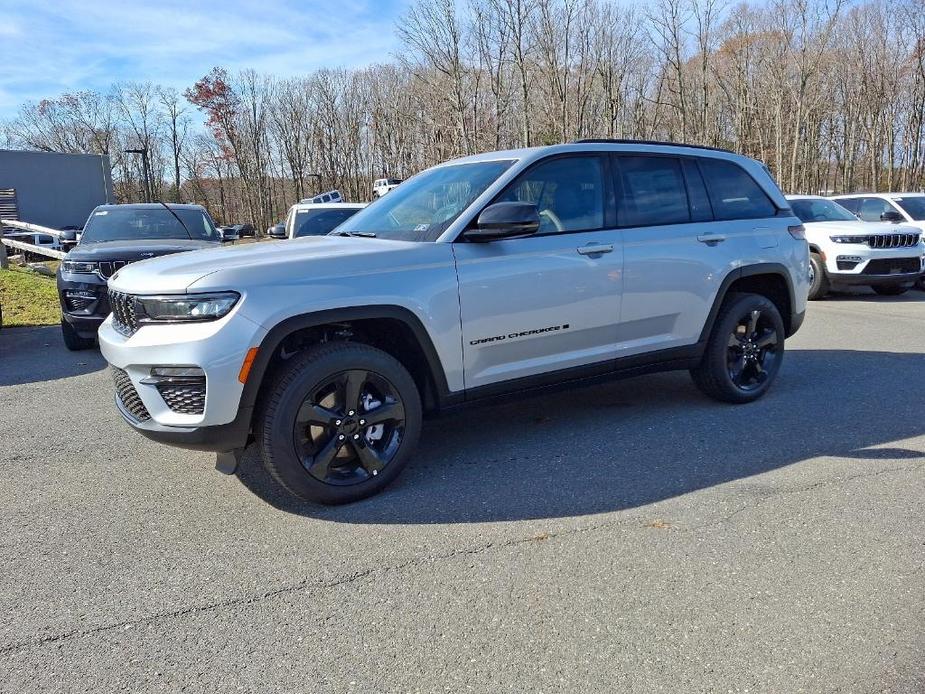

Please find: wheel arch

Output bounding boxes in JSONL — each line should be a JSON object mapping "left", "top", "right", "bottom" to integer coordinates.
{"left": 240, "top": 306, "right": 451, "bottom": 422}
{"left": 700, "top": 264, "right": 798, "bottom": 340}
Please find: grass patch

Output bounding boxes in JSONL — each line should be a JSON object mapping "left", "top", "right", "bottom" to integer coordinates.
{"left": 0, "top": 265, "right": 60, "bottom": 327}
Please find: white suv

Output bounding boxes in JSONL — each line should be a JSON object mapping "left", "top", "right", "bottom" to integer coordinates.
{"left": 830, "top": 192, "right": 925, "bottom": 291}
{"left": 373, "top": 178, "right": 402, "bottom": 199}
{"left": 98, "top": 140, "right": 809, "bottom": 504}
{"left": 787, "top": 195, "right": 924, "bottom": 298}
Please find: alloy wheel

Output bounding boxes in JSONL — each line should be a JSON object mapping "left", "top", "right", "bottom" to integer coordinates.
{"left": 726, "top": 309, "right": 781, "bottom": 391}
{"left": 292, "top": 369, "right": 406, "bottom": 486}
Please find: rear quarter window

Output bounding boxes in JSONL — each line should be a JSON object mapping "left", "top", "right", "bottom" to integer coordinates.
{"left": 698, "top": 158, "right": 776, "bottom": 220}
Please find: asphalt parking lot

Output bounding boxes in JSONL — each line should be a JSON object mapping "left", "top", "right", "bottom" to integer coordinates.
{"left": 1, "top": 291, "right": 924, "bottom": 693}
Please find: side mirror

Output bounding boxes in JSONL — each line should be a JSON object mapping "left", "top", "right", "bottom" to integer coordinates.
{"left": 464, "top": 202, "right": 541, "bottom": 242}
{"left": 881, "top": 210, "right": 904, "bottom": 224}
{"left": 269, "top": 228, "right": 287, "bottom": 239}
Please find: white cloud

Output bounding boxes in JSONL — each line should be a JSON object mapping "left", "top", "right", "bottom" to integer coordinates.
{"left": 0, "top": 0, "right": 410, "bottom": 117}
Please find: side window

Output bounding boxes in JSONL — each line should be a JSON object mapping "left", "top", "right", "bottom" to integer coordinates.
{"left": 496, "top": 156, "right": 605, "bottom": 234}
{"left": 682, "top": 159, "right": 712, "bottom": 222}
{"left": 698, "top": 158, "right": 776, "bottom": 220}
{"left": 615, "top": 155, "right": 690, "bottom": 227}
{"left": 857, "top": 197, "right": 894, "bottom": 223}
{"left": 835, "top": 198, "right": 860, "bottom": 215}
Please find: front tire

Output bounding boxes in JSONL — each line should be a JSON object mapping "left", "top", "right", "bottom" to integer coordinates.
{"left": 61, "top": 319, "right": 95, "bottom": 351}
{"left": 690, "top": 292, "right": 785, "bottom": 404}
{"left": 872, "top": 284, "right": 909, "bottom": 296}
{"left": 257, "top": 342, "right": 422, "bottom": 504}
{"left": 808, "top": 252, "right": 829, "bottom": 300}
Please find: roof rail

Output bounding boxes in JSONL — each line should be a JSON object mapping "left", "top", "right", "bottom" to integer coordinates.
{"left": 573, "top": 139, "right": 736, "bottom": 155}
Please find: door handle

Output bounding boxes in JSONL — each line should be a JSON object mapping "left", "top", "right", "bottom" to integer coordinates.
{"left": 577, "top": 243, "right": 614, "bottom": 256}
{"left": 697, "top": 233, "right": 727, "bottom": 245}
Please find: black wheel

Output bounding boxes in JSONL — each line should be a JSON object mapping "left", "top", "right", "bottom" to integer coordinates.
{"left": 257, "top": 342, "right": 422, "bottom": 504}
{"left": 872, "top": 284, "right": 909, "bottom": 296}
{"left": 808, "top": 252, "right": 829, "bottom": 300}
{"left": 690, "top": 293, "right": 785, "bottom": 404}
{"left": 61, "top": 319, "right": 95, "bottom": 351}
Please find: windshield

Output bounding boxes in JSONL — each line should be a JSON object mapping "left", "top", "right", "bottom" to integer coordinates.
{"left": 337, "top": 160, "right": 515, "bottom": 241}
{"left": 292, "top": 208, "right": 363, "bottom": 238}
{"left": 81, "top": 207, "right": 219, "bottom": 243}
{"left": 893, "top": 197, "right": 925, "bottom": 221}
{"left": 789, "top": 198, "right": 858, "bottom": 223}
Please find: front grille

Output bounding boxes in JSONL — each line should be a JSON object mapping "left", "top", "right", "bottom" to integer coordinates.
{"left": 97, "top": 260, "right": 129, "bottom": 279}
{"left": 157, "top": 381, "right": 206, "bottom": 415}
{"left": 112, "top": 367, "right": 151, "bottom": 421}
{"left": 863, "top": 257, "right": 920, "bottom": 275}
{"left": 867, "top": 233, "right": 920, "bottom": 249}
{"left": 109, "top": 290, "right": 139, "bottom": 336}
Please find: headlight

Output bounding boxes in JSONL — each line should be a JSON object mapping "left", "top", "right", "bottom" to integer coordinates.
{"left": 829, "top": 235, "right": 866, "bottom": 244}
{"left": 62, "top": 260, "right": 97, "bottom": 274}
{"left": 136, "top": 292, "right": 240, "bottom": 322}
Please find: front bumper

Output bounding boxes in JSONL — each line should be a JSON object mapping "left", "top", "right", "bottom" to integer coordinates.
{"left": 832, "top": 271, "right": 923, "bottom": 286}
{"left": 823, "top": 247, "right": 924, "bottom": 283}
{"left": 98, "top": 307, "right": 267, "bottom": 450}
{"left": 58, "top": 274, "right": 110, "bottom": 338}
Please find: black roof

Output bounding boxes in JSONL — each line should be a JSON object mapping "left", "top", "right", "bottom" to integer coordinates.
{"left": 573, "top": 139, "right": 736, "bottom": 155}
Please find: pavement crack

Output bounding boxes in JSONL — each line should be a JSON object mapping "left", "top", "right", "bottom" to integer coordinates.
{"left": 689, "top": 462, "right": 924, "bottom": 531}
{"left": 3, "top": 462, "right": 921, "bottom": 656}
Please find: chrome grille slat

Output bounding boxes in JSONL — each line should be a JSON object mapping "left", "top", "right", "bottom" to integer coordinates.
{"left": 111, "top": 367, "right": 151, "bottom": 422}
{"left": 867, "top": 233, "right": 919, "bottom": 249}
{"left": 108, "top": 290, "right": 139, "bottom": 336}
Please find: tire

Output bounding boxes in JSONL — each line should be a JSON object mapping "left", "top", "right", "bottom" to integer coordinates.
{"left": 807, "top": 252, "right": 829, "bottom": 300}
{"left": 61, "top": 319, "right": 95, "bottom": 351}
{"left": 872, "top": 284, "right": 909, "bottom": 296}
{"left": 690, "top": 292, "right": 786, "bottom": 404}
{"left": 257, "top": 342, "right": 422, "bottom": 504}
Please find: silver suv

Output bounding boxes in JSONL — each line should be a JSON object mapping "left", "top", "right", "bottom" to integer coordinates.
{"left": 98, "top": 141, "right": 809, "bottom": 504}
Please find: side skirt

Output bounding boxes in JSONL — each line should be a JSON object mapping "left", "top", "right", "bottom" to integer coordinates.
{"left": 435, "top": 343, "right": 704, "bottom": 414}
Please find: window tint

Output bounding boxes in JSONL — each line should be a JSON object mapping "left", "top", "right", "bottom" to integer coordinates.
{"left": 682, "top": 159, "right": 712, "bottom": 222}
{"left": 698, "top": 158, "right": 776, "bottom": 220}
{"left": 857, "top": 197, "right": 897, "bottom": 222}
{"left": 893, "top": 197, "right": 925, "bottom": 221}
{"left": 293, "top": 208, "right": 363, "bottom": 237}
{"left": 497, "top": 156, "right": 604, "bottom": 234}
{"left": 615, "top": 156, "right": 689, "bottom": 227}
{"left": 835, "top": 198, "right": 861, "bottom": 215}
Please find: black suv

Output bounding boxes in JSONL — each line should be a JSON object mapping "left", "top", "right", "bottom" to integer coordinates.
{"left": 57, "top": 203, "right": 223, "bottom": 350}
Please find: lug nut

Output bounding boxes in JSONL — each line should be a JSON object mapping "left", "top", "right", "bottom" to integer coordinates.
{"left": 338, "top": 434, "right": 345, "bottom": 441}
{"left": 359, "top": 419, "right": 366, "bottom": 426}
{"left": 353, "top": 434, "right": 360, "bottom": 440}
{"left": 335, "top": 419, "right": 342, "bottom": 426}
{"left": 348, "top": 410, "right": 355, "bottom": 416}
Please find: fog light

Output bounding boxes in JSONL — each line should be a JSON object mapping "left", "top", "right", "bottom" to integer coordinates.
{"left": 150, "top": 367, "right": 204, "bottom": 378}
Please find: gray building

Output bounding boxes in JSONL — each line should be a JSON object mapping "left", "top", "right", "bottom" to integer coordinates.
{"left": 0, "top": 149, "right": 114, "bottom": 231}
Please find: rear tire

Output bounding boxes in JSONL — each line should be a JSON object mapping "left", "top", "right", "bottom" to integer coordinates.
{"left": 690, "top": 292, "right": 785, "bottom": 404}
{"left": 61, "top": 319, "right": 95, "bottom": 351}
{"left": 808, "top": 252, "right": 829, "bottom": 300}
{"left": 872, "top": 284, "right": 909, "bottom": 296}
{"left": 257, "top": 342, "right": 422, "bottom": 504}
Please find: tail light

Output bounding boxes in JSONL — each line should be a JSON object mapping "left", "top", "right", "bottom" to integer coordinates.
{"left": 787, "top": 224, "right": 806, "bottom": 240}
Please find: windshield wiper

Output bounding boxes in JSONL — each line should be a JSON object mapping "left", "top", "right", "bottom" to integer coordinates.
{"left": 329, "top": 230, "right": 377, "bottom": 238}
{"left": 157, "top": 200, "right": 193, "bottom": 240}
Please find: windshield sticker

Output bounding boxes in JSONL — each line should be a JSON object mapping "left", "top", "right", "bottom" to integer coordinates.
{"left": 94, "top": 210, "right": 108, "bottom": 215}
{"left": 414, "top": 224, "right": 429, "bottom": 232}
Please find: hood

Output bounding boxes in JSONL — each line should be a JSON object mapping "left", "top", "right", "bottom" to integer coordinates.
{"left": 108, "top": 236, "right": 440, "bottom": 293}
{"left": 802, "top": 220, "right": 921, "bottom": 236}
{"left": 67, "top": 238, "right": 219, "bottom": 263}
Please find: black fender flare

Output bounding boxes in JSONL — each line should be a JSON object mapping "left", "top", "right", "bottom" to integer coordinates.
{"left": 239, "top": 305, "right": 451, "bottom": 414}
{"left": 698, "top": 263, "right": 798, "bottom": 342}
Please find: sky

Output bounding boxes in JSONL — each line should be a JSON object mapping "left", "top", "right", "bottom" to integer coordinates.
{"left": 0, "top": 0, "right": 409, "bottom": 119}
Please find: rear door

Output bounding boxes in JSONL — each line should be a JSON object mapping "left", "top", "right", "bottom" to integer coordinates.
{"left": 616, "top": 154, "right": 781, "bottom": 354}
{"left": 454, "top": 154, "right": 624, "bottom": 389}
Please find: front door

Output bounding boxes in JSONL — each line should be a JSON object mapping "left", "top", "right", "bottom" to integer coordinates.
{"left": 453, "top": 154, "right": 624, "bottom": 390}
